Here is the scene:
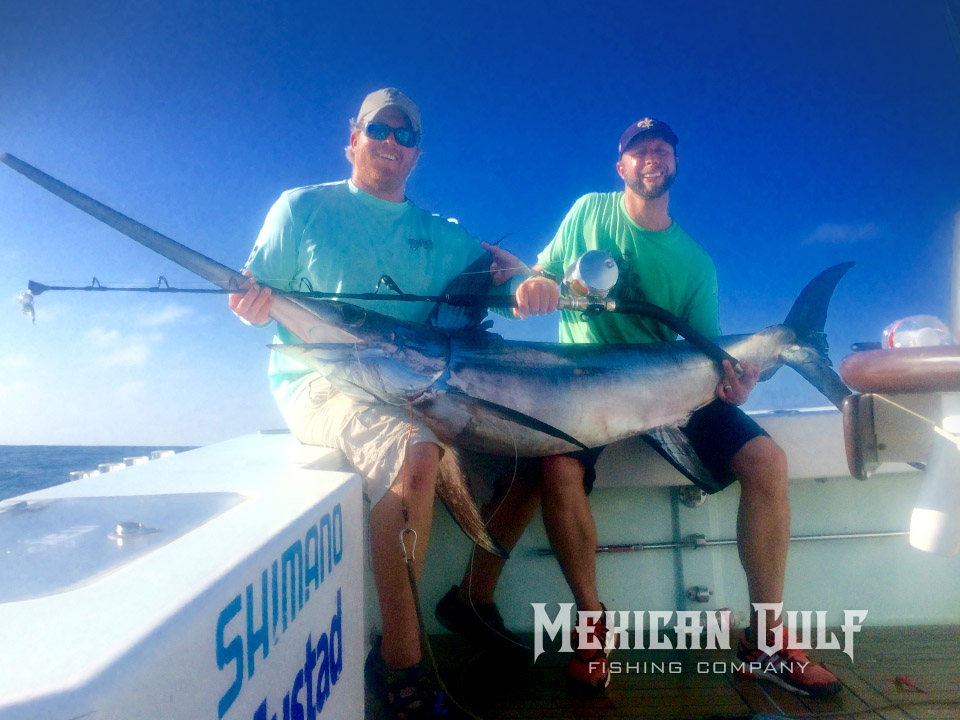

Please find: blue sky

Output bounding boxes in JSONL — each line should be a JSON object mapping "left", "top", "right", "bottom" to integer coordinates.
{"left": 1, "top": 0, "right": 959, "bottom": 446}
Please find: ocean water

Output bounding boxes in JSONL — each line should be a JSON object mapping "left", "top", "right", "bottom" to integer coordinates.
{"left": 0, "top": 445, "right": 196, "bottom": 501}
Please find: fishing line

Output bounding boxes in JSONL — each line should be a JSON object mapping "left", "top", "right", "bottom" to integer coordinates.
{"left": 399, "top": 405, "right": 415, "bottom": 539}
{"left": 394, "top": 404, "right": 488, "bottom": 720}
{"left": 463, "top": 419, "right": 531, "bottom": 652}
{"left": 452, "top": 421, "right": 528, "bottom": 714}
{"left": 752, "top": 680, "right": 785, "bottom": 716}
{"left": 26, "top": 262, "right": 533, "bottom": 290}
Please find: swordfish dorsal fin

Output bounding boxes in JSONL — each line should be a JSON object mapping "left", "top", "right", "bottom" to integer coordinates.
{"left": 436, "top": 444, "right": 509, "bottom": 559}
{"left": 427, "top": 250, "right": 494, "bottom": 333}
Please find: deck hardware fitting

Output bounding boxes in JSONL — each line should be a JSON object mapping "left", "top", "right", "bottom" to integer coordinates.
{"left": 686, "top": 585, "right": 713, "bottom": 603}
{"left": 679, "top": 486, "right": 707, "bottom": 508}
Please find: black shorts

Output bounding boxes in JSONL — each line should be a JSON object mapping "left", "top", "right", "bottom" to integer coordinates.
{"left": 569, "top": 400, "right": 769, "bottom": 495}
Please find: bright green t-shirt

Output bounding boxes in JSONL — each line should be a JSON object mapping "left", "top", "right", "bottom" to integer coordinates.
{"left": 537, "top": 192, "right": 720, "bottom": 345}
{"left": 245, "top": 179, "right": 486, "bottom": 405}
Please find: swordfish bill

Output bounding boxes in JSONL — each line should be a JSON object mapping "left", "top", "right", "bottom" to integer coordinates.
{"left": 1, "top": 151, "right": 507, "bottom": 558}
{"left": 0, "top": 152, "right": 370, "bottom": 346}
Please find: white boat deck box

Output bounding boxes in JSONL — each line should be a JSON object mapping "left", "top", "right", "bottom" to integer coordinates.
{"left": 0, "top": 433, "right": 363, "bottom": 720}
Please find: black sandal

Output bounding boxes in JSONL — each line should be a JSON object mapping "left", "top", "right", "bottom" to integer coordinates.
{"left": 365, "top": 638, "right": 448, "bottom": 719}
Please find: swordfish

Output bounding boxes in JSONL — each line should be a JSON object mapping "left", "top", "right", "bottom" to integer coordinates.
{"left": 275, "top": 259, "right": 852, "bottom": 459}
{"left": 1, "top": 152, "right": 852, "bottom": 556}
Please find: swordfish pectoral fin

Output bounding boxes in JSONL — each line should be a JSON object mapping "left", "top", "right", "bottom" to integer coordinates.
{"left": 642, "top": 426, "right": 724, "bottom": 491}
{"left": 447, "top": 391, "right": 591, "bottom": 452}
{"left": 436, "top": 444, "right": 509, "bottom": 559}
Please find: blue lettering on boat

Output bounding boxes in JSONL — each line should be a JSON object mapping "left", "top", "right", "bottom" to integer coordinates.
{"left": 216, "top": 503, "right": 344, "bottom": 718}
{"left": 250, "top": 588, "right": 344, "bottom": 720}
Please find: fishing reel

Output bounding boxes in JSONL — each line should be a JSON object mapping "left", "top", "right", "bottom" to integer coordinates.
{"left": 564, "top": 250, "right": 619, "bottom": 299}
{"left": 557, "top": 250, "right": 742, "bottom": 374}
{"left": 557, "top": 250, "right": 619, "bottom": 317}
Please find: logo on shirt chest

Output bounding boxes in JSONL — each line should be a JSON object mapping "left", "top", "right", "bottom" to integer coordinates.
{"left": 613, "top": 254, "right": 647, "bottom": 303}
{"left": 408, "top": 237, "right": 433, "bottom": 251}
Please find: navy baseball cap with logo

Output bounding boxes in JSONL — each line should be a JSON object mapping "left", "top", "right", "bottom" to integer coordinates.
{"left": 618, "top": 118, "right": 679, "bottom": 157}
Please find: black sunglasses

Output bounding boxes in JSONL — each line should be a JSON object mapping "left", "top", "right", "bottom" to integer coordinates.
{"left": 364, "top": 122, "right": 420, "bottom": 148}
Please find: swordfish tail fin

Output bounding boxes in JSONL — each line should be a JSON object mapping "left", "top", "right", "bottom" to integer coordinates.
{"left": 782, "top": 262, "right": 855, "bottom": 344}
{"left": 780, "top": 262, "right": 855, "bottom": 410}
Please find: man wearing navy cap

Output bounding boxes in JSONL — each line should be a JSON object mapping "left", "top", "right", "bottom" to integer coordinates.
{"left": 442, "top": 118, "right": 843, "bottom": 699}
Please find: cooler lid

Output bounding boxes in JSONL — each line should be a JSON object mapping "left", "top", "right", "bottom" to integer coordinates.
{"left": 0, "top": 493, "right": 246, "bottom": 603}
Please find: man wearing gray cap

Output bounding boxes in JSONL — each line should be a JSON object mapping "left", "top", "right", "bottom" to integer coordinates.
{"left": 230, "top": 88, "right": 523, "bottom": 719}
{"left": 444, "top": 118, "right": 842, "bottom": 699}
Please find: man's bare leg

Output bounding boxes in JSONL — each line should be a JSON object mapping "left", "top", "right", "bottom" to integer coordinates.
{"left": 455, "top": 469, "right": 542, "bottom": 604}
{"left": 540, "top": 455, "right": 601, "bottom": 612}
{"left": 731, "top": 436, "right": 790, "bottom": 639}
{"left": 370, "top": 441, "right": 441, "bottom": 668}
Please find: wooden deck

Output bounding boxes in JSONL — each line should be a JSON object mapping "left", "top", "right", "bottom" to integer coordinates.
{"left": 406, "top": 626, "right": 960, "bottom": 720}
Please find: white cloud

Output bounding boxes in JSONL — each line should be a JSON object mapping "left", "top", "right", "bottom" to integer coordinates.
{"left": 0, "top": 353, "right": 32, "bottom": 371}
{"left": 0, "top": 381, "right": 27, "bottom": 398}
{"left": 82, "top": 326, "right": 151, "bottom": 367}
{"left": 137, "top": 303, "right": 194, "bottom": 327}
{"left": 101, "top": 342, "right": 151, "bottom": 367}
{"left": 114, "top": 380, "right": 147, "bottom": 401}
{"left": 84, "top": 327, "right": 121, "bottom": 346}
{"left": 802, "top": 222, "right": 879, "bottom": 246}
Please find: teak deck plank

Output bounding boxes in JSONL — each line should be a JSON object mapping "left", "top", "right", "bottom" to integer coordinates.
{"left": 365, "top": 626, "right": 960, "bottom": 719}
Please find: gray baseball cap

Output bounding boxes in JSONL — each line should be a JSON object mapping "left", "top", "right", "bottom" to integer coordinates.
{"left": 356, "top": 88, "right": 422, "bottom": 135}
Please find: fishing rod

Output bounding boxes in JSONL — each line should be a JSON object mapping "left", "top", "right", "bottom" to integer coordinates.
{"left": 2, "top": 151, "right": 739, "bottom": 371}
{"left": 18, "top": 274, "right": 741, "bottom": 370}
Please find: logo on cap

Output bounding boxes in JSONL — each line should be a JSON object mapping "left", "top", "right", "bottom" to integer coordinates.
{"left": 618, "top": 117, "right": 678, "bottom": 157}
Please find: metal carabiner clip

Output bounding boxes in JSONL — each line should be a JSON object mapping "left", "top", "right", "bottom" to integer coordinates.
{"left": 399, "top": 527, "right": 418, "bottom": 564}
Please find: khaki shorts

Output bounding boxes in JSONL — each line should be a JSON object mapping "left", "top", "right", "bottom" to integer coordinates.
{"left": 280, "top": 373, "right": 442, "bottom": 507}
{"left": 281, "top": 373, "right": 527, "bottom": 510}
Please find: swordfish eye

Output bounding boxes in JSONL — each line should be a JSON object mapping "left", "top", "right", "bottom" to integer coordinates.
{"left": 336, "top": 303, "right": 368, "bottom": 327}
